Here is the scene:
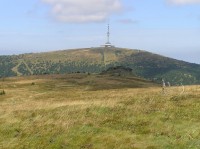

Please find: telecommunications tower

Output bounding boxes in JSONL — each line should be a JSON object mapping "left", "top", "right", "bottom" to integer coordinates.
{"left": 103, "top": 24, "right": 114, "bottom": 47}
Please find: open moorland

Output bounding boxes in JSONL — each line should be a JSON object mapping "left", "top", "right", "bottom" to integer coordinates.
{"left": 1, "top": 74, "right": 200, "bottom": 149}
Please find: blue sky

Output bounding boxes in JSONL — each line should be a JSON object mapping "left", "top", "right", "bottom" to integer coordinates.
{"left": 0, "top": 0, "right": 200, "bottom": 63}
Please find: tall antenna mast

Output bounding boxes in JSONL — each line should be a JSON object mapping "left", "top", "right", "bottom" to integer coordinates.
{"left": 104, "top": 23, "right": 113, "bottom": 47}
{"left": 107, "top": 23, "right": 110, "bottom": 44}
{"left": 101, "top": 22, "right": 114, "bottom": 47}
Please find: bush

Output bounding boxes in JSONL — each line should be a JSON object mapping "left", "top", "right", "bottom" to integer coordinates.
{"left": 0, "top": 90, "right": 5, "bottom": 95}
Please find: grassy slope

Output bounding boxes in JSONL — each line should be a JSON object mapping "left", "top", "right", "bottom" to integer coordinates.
{"left": 1, "top": 74, "right": 200, "bottom": 148}
{"left": 22, "top": 48, "right": 135, "bottom": 63}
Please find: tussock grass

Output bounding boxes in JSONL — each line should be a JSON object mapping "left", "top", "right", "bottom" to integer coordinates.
{"left": 1, "top": 75, "right": 200, "bottom": 148}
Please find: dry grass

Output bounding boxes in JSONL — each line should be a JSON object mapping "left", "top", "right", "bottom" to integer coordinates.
{"left": 1, "top": 75, "right": 200, "bottom": 148}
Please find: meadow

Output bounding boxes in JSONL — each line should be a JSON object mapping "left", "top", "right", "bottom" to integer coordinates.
{"left": 0, "top": 74, "right": 200, "bottom": 149}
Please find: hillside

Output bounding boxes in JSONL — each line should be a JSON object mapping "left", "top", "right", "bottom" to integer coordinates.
{"left": 1, "top": 75, "right": 200, "bottom": 148}
{"left": 0, "top": 47, "right": 200, "bottom": 85}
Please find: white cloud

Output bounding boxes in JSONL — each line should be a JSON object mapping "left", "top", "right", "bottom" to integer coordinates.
{"left": 168, "top": 0, "right": 200, "bottom": 5}
{"left": 117, "top": 19, "right": 138, "bottom": 24}
{"left": 41, "top": 0, "right": 123, "bottom": 23}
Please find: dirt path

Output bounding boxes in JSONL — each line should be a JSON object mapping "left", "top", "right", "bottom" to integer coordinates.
{"left": 12, "top": 60, "right": 33, "bottom": 76}
{"left": 12, "top": 60, "right": 23, "bottom": 76}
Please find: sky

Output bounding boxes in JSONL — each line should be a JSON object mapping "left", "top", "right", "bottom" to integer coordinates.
{"left": 0, "top": 0, "right": 200, "bottom": 63}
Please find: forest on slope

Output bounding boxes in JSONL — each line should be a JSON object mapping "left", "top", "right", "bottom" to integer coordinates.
{"left": 0, "top": 47, "right": 200, "bottom": 85}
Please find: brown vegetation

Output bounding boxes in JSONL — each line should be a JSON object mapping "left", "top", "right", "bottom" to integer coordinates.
{"left": 0, "top": 74, "right": 200, "bottom": 148}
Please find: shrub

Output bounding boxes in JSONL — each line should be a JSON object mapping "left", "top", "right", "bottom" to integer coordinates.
{"left": 0, "top": 90, "right": 5, "bottom": 95}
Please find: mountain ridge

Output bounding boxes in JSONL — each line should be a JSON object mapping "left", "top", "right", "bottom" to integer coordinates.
{"left": 0, "top": 47, "right": 200, "bottom": 85}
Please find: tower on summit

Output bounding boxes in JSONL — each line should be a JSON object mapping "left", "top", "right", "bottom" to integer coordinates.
{"left": 103, "top": 24, "right": 114, "bottom": 47}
